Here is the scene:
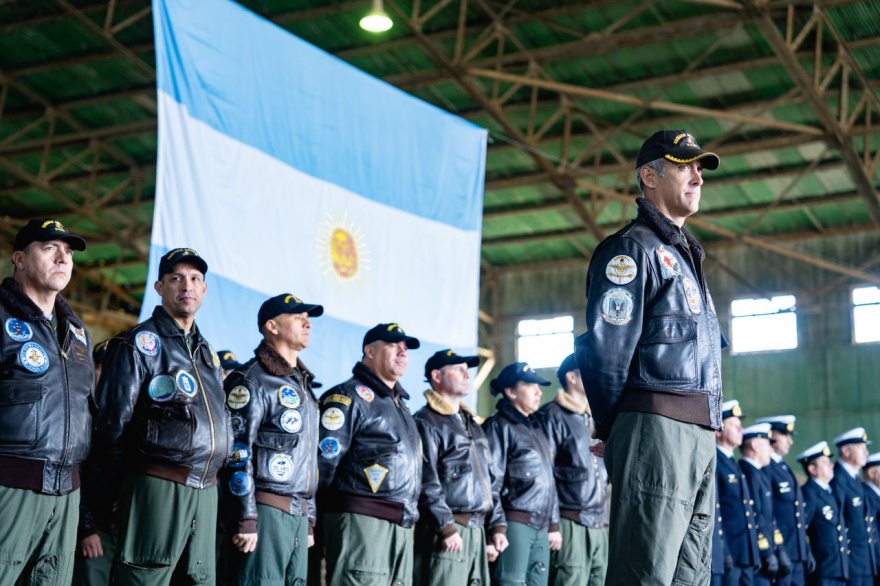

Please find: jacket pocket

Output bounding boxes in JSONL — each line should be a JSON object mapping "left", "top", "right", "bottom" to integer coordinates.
{"left": 555, "top": 465, "right": 589, "bottom": 483}
{"left": 637, "top": 316, "right": 698, "bottom": 385}
{"left": 144, "top": 403, "right": 194, "bottom": 461}
{"left": 0, "top": 381, "right": 41, "bottom": 447}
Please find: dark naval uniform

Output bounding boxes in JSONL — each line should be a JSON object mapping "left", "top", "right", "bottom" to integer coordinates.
{"left": 741, "top": 459, "right": 790, "bottom": 585}
{"left": 717, "top": 447, "right": 760, "bottom": 585}
{"left": 713, "top": 483, "right": 732, "bottom": 586}
{"left": 860, "top": 481, "right": 880, "bottom": 586}
{"left": 830, "top": 462, "right": 878, "bottom": 586}
{"left": 767, "top": 453, "right": 810, "bottom": 585}
{"left": 802, "top": 479, "right": 848, "bottom": 586}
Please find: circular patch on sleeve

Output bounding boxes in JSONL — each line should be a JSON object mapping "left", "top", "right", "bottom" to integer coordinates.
{"left": 227, "top": 442, "right": 250, "bottom": 469}
{"left": 320, "top": 438, "right": 341, "bottom": 459}
{"left": 227, "top": 386, "right": 250, "bottom": 410}
{"left": 268, "top": 453, "right": 294, "bottom": 481}
{"left": 682, "top": 277, "right": 703, "bottom": 314}
{"left": 175, "top": 370, "right": 198, "bottom": 398}
{"left": 280, "top": 409, "right": 303, "bottom": 433}
{"left": 19, "top": 342, "right": 49, "bottom": 373}
{"left": 278, "top": 385, "right": 301, "bottom": 409}
{"left": 5, "top": 318, "right": 33, "bottom": 342}
{"left": 605, "top": 255, "right": 638, "bottom": 285}
{"left": 228, "top": 471, "right": 251, "bottom": 496}
{"left": 211, "top": 347, "right": 221, "bottom": 368}
{"left": 230, "top": 413, "right": 246, "bottom": 437}
{"left": 135, "top": 331, "right": 160, "bottom": 356}
{"left": 321, "top": 407, "right": 345, "bottom": 431}
{"left": 600, "top": 288, "right": 636, "bottom": 326}
{"left": 355, "top": 385, "right": 374, "bottom": 403}
{"left": 148, "top": 375, "right": 176, "bottom": 402}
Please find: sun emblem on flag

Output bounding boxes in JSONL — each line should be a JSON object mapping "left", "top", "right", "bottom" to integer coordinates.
{"left": 317, "top": 212, "right": 371, "bottom": 282}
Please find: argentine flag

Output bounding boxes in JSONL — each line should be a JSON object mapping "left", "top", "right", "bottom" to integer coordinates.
{"left": 143, "top": 0, "right": 486, "bottom": 404}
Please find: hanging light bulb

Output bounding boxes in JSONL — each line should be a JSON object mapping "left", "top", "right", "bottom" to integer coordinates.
{"left": 359, "top": 0, "right": 393, "bottom": 33}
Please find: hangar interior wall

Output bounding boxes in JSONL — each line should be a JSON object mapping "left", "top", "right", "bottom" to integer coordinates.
{"left": 477, "top": 230, "right": 880, "bottom": 461}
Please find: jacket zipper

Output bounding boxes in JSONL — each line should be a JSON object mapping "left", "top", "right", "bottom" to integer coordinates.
{"left": 190, "top": 342, "right": 216, "bottom": 488}
{"left": 466, "top": 415, "right": 493, "bottom": 514}
{"left": 394, "top": 394, "right": 422, "bottom": 506}
{"left": 55, "top": 320, "right": 71, "bottom": 494}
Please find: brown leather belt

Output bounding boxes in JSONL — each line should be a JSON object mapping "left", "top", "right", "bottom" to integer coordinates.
{"left": 255, "top": 490, "right": 308, "bottom": 516}
{"left": 142, "top": 462, "right": 217, "bottom": 487}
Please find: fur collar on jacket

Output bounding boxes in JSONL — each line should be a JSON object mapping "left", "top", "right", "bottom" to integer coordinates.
{"left": 635, "top": 197, "right": 705, "bottom": 261}
{"left": 424, "top": 389, "right": 478, "bottom": 419}
{"left": 254, "top": 339, "right": 314, "bottom": 381}
{"left": 0, "top": 277, "right": 81, "bottom": 327}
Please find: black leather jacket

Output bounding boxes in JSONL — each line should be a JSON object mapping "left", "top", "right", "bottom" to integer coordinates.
{"left": 482, "top": 398, "right": 559, "bottom": 531}
{"left": 224, "top": 341, "right": 319, "bottom": 534}
{"left": 317, "top": 362, "right": 422, "bottom": 528}
{"left": 93, "top": 306, "right": 233, "bottom": 496}
{"left": 414, "top": 390, "right": 505, "bottom": 537}
{"left": 536, "top": 391, "right": 609, "bottom": 529}
{"left": 576, "top": 198, "right": 724, "bottom": 441}
{"left": 0, "top": 278, "right": 94, "bottom": 495}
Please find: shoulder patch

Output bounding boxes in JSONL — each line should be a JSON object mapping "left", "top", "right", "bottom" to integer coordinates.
{"left": 600, "top": 288, "right": 635, "bottom": 325}
{"left": 605, "top": 255, "right": 637, "bottom": 285}
{"left": 320, "top": 437, "right": 341, "bottom": 459}
{"left": 324, "top": 393, "right": 352, "bottom": 407}
{"left": 230, "top": 413, "right": 246, "bottom": 437}
{"left": 19, "top": 342, "right": 49, "bottom": 373}
{"left": 227, "top": 442, "right": 250, "bottom": 468}
{"left": 355, "top": 385, "right": 374, "bottom": 403}
{"left": 321, "top": 407, "right": 345, "bottom": 431}
{"left": 135, "top": 331, "right": 160, "bottom": 356}
{"left": 228, "top": 471, "right": 251, "bottom": 496}
{"left": 5, "top": 318, "right": 33, "bottom": 342}
{"left": 211, "top": 347, "right": 221, "bottom": 368}
{"left": 227, "top": 385, "right": 251, "bottom": 410}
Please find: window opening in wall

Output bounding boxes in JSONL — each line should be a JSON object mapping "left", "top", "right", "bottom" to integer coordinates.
{"left": 730, "top": 295, "right": 797, "bottom": 353}
{"left": 852, "top": 286, "right": 880, "bottom": 344}
{"left": 516, "top": 315, "right": 574, "bottom": 369}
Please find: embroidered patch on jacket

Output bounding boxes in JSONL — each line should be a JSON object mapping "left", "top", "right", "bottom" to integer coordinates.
{"left": 227, "top": 386, "right": 251, "bottom": 410}
{"left": 321, "top": 407, "right": 345, "bottom": 431}
{"left": 229, "top": 471, "right": 251, "bottom": 496}
{"left": 19, "top": 342, "right": 49, "bottom": 373}
{"left": 278, "top": 385, "right": 301, "bottom": 409}
{"left": 231, "top": 413, "right": 246, "bottom": 437}
{"left": 355, "top": 385, "right": 374, "bottom": 402}
{"left": 682, "top": 277, "right": 702, "bottom": 314}
{"left": 148, "top": 375, "right": 176, "bottom": 402}
{"left": 280, "top": 409, "right": 303, "bottom": 433}
{"left": 600, "top": 288, "right": 635, "bottom": 325}
{"left": 175, "top": 370, "right": 198, "bottom": 398}
{"left": 268, "top": 453, "right": 294, "bottom": 481}
{"left": 320, "top": 438, "right": 341, "bottom": 459}
{"left": 227, "top": 442, "right": 250, "bottom": 468}
{"left": 655, "top": 246, "right": 682, "bottom": 279}
{"left": 363, "top": 463, "right": 389, "bottom": 493}
{"left": 135, "top": 331, "right": 160, "bottom": 356}
{"left": 5, "top": 318, "right": 32, "bottom": 342}
{"left": 324, "top": 394, "right": 351, "bottom": 407}
{"left": 605, "top": 255, "right": 637, "bottom": 285}
{"left": 69, "top": 324, "right": 88, "bottom": 346}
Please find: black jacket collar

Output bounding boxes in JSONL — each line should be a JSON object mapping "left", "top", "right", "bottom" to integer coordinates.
{"left": 0, "top": 277, "right": 82, "bottom": 329}
{"left": 353, "top": 361, "right": 410, "bottom": 401}
{"left": 636, "top": 198, "right": 706, "bottom": 261}
{"left": 151, "top": 305, "right": 202, "bottom": 341}
{"left": 497, "top": 397, "right": 533, "bottom": 425}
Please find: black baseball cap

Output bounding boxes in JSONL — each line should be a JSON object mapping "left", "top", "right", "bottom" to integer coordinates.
{"left": 218, "top": 350, "right": 243, "bottom": 370}
{"left": 424, "top": 349, "right": 480, "bottom": 381}
{"left": 636, "top": 129, "right": 720, "bottom": 171}
{"left": 490, "top": 362, "right": 551, "bottom": 395}
{"left": 556, "top": 353, "right": 579, "bottom": 387}
{"left": 363, "top": 323, "right": 420, "bottom": 349}
{"left": 257, "top": 293, "right": 324, "bottom": 331}
{"left": 13, "top": 219, "right": 86, "bottom": 252}
{"left": 157, "top": 248, "right": 208, "bottom": 280}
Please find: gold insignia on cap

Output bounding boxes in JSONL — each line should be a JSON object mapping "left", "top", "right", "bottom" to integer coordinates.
{"left": 822, "top": 446, "right": 831, "bottom": 456}
{"left": 787, "top": 422, "right": 795, "bottom": 432}
{"left": 864, "top": 433, "right": 869, "bottom": 442}
{"left": 446, "top": 350, "right": 455, "bottom": 356}
{"left": 41, "top": 220, "right": 67, "bottom": 232}
{"left": 283, "top": 294, "right": 303, "bottom": 304}
{"left": 732, "top": 405, "right": 743, "bottom": 417}
{"left": 672, "top": 133, "right": 698, "bottom": 148}
{"left": 387, "top": 323, "right": 401, "bottom": 332}
{"left": 522, "top": 365, "right": 531, "bottom": 372}
{"left": 223, "top": 352, "right": 235, "bottom": 361}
